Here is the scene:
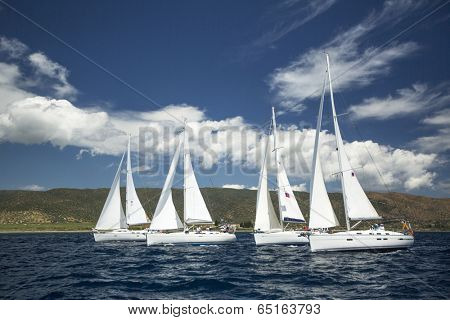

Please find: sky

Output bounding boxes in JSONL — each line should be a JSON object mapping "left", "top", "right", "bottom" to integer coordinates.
{"left": 0, "top": 0, "right": 449, "bottom": 197}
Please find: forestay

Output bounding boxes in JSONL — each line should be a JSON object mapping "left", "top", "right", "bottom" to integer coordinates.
{"left": 326, "top": 54, "right": 381, "bottom": 221}
{"left": 95, "top": 153, "right": 127, "bottom": 230}
{"left": 254, "top": 136, "right": 282, "bottom": 232}
{"left": 309, "top": 73, "right": 340, "bottom": 229}
{"left": 149, "top": 136, "right": 184, "bottom": 231}
{"left": 126, "top": 135, "right": 150, "bottom": 225}
{"left": 183, "top": 129, "right": 213, "bottom": 225}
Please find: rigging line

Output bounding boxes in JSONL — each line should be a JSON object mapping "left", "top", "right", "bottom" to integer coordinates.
{"left": 0, "top": 0, "right": 185, "bottom": 127}
{"left": 285, "top": 0, "right": 450, "bottom": 112}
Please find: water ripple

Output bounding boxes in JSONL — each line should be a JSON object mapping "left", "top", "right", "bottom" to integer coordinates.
{"left": 0, "top": 232, "right": 449, "bottom": 299}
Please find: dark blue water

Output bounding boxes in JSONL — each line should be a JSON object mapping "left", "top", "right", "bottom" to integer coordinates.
{"left": 0, "top": 232, "right": 449, "bottom": 299}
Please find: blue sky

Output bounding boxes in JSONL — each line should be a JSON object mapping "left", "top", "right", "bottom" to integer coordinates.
{"left": 0, "top": 0, "right": 449, "bottom": 197}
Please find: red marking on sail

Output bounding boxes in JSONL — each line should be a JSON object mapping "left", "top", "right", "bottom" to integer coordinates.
{"left": 285, "top": 192, "right": 290, "bottom": 198}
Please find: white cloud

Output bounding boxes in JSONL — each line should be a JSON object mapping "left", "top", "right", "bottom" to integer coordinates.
{"left": 410, "top": 100, "right": 450, "bottom": 153}
{"left": 251, "top": 0, "right": 336, "bottom": 49}
{"left": 0, "top": 93, "right": 438, "bottom": 191}
{"left": 222, "top": 184, "right": 246, "bottom": 190}
{"left": 20, "top": 184, "right": 47, "bottom": 191}
{"left": 269, "top": 0, "right": 423, "bottom": 111}
{"left": 349, "top": 83, "right": 450, "bottom": 120}
{"left": 291, "top": 183, "right": 307, "bottom": 192}
{"left": 412, "top": 128, "right": 450, "bottom": 154}
{"left": 0, "top": 36, "right": 28, "bottom": 58}
{"left": 423, "top": 108, "right": 450, "bottom": 125}
{"left": 28, "top": 52, "right": 77, "bottom": 98}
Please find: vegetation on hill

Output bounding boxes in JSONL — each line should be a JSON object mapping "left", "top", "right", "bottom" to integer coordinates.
{"left": 0, "top": 188, "right": 448, "bottom": 231}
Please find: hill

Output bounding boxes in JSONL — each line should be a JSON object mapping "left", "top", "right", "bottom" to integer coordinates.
{"left": 0, "top": 188, "right": 449, "bottom": 231}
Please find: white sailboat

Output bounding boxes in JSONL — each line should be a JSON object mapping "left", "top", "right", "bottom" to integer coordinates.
{"left": 308, "top": 53, "right": 414, "bottom": 252}
{"left": 253, "top": 108, "right": 309, "bottom": 245}
{"left": 93, "top": 135, "right": 150, "bottom": 242}
{"left": 147, "top": 124, "right": 236, "bottom": 245}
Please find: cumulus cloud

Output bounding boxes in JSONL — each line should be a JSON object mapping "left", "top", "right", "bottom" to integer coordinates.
{"left": 269, "top": 0, "right": 423, "bottom": 112}
{"left": 349, "top": 83, "right": 450, "bottom": 120}
{"left": 267, "top": 127, "right": 437, "bottom": 191}
{"left": 0, "top": 92, "right": 438, "bottom": 191}
{"left": 0, "top": 36, "right": 28, "bottom": 58}
{"left": 28, "top": 52, "right": 77, "bottom": 98}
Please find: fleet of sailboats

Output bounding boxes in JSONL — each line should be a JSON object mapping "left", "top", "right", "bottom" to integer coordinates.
{"left": 307, "top": 54, "right": 414, "bottom": 252}
{"left": 93, "top": 135, "right": 150, "bottom": 242}
{"left": 92, "top": 54, "right": 414, "bottom": 252}
{"left": 253, "top": 107, "right": 309, "bottom": 245}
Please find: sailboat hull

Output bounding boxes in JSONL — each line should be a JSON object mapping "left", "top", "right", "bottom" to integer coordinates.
{"left": 254, "top": 231, "right": 309, "bottom": 246}
{"left": 146, "top": 231, "right": 236, "bottom": 245}
{"left": 93, "top": 229, "right": 147, "bottom": 242}
{"left": 309, "top": 230, "right": 414, "bottom": 252}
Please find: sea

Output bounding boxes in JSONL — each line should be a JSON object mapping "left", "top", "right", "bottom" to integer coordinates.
{"left": 0, "top": 232, "right": 449, "bottom": 299}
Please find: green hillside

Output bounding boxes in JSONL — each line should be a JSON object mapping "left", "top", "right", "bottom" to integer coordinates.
{"left": 0, "top": 188, "right": 449, "bottom": 231}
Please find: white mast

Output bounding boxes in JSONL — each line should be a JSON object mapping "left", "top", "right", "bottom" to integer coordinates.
{"left": 325, "top": 53, "right": 381, "bottom": 230}
{"left": 272, "top": 107, "right": 284, "bottom": 229}
{"left": 326, "top": 53, "right": 350, "bottom": 230}
{"left": 183, "top": 123, "right": 187, "bottom": 229}
{"left": 126, "top": 134, "right": 149, "bottom": 225}
{"left": 309, "top": 70, "right": 340, "bottom": 229}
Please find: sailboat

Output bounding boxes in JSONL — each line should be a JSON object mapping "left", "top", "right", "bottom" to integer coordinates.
{"left": 93, "top": 135, "right": 150, "bottom": 242}
{"left": 308, "top": 53, "right": 414, "bottom": 252}
{"left": 253, "top": 108, "right": 309, "bottom": 245}
{"left": 146, "top": 124, "right": 236, "bottom": 245}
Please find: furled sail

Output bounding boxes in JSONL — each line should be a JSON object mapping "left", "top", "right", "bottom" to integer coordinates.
{"left": 149, "top": 136, "right": 184, "bottom": 231}
{"left": 183, "top": 128, "right": 213, "bottom": 225}
{"left": 309, "top": 73, "right": 340, "bottom": 229}
{"left": 95, "top": 153, "right": 127, "bottom": 230}
{"left": 126, "top": 135, "right": 150, "bottom": 225}
{"left": 272, "top": 107, "right": 305, "bottom": 224}
{"left": 326, "top": 54, "right": 381, "bottom": 221}
{"left": 254, "top": 135, "right": 282, "bottom": 232}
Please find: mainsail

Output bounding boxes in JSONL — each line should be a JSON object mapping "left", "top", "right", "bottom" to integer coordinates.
{"left": 125, "top": 135, "right": 150, "bottom": 225}
{"left": 326, "top": 54, "right": 381, "bottom": 224}
{"left": 95, "top": 153, "right": 127, "bottom": 230}
{"left": 149, "top": 136, "right": 184, "bottom": 231}
{"left": 254, "top": 135, "right": 282, "bottom": 232}
{"left": 183, "top": 128, "right": 213, "bottom": 225}
{"left": 272, "top": 107, "right": 305, "bottom": 224}
{"left": 309, "top": 72, "right": 340, "bottom": 229}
